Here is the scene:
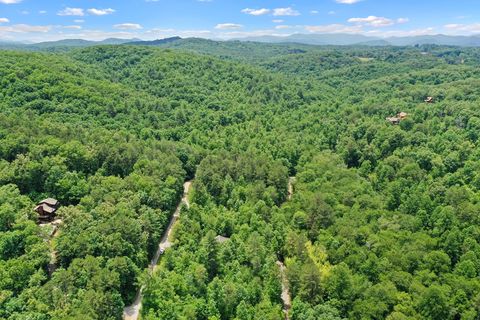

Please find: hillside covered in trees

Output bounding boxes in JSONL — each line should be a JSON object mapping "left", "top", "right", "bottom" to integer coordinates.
{"left": 1, "top": 41, "right": 480, "bottom": 320}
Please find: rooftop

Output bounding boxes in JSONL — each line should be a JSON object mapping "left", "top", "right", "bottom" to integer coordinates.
{"left": 215, "top": 235, "right": 230, "bottom": 243}
{"left": 35, "top": 203, "right": 56, "bottom": 214}
{"left": 39, "top": 198, "right": 59, "bottom": 207}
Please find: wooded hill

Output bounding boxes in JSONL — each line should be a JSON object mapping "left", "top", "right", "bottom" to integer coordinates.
{"left": 1, "top": 42, "right": 480, "bottom": 319}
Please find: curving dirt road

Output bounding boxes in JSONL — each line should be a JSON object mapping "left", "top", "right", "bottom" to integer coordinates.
{"left": 39, "top": 219, "right": 62, "bottom": 277}
{"left": 277, "top": 261, "right": 292, "bottom": 320}
{"left": 277, "top": 177, "right": 295, "bottom": 320}
{"left": 123, "top": 180, "right": 193, "bottom": 320}
{"left": 287, "top": 177, "right": 295, "bottom": 201}
{"left": 125, "top": 177, "right": 291, "bottom": 320}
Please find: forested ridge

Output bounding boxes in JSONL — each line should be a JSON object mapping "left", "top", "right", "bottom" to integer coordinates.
{"left": 1, "top": 41, "right": 480, "bottom": 320}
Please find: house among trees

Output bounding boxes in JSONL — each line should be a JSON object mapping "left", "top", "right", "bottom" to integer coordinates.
{"left": 425, "top": 96, "right": 434, "bottom": 103}
{"left": 387, "top": 112, "right": 408, "bottom": 125}
{"left": 386, "top": 117, "right": 400, "bottom": 125}
{"left": 215, "top": 235, "right": 230, "bottom": 244}
{"left": 398, "top": 112, "right": 408, "bottom": 120}
{"left": 35, "top": 198, "right": 59, "bottom": 222}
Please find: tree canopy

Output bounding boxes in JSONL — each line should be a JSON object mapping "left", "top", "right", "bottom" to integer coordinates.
{"left": 1, "top": 42, "right": 480, "bottom": 319}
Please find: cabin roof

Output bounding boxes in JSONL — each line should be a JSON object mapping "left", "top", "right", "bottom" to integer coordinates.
{"left": 215, "top": 235, "right": 230, "bottom": 243}
{"left": 38, "top": 198, "right": 59, "bottom": 207}
{"left": 35, "top": 203, "right": 56, "bottom": 214}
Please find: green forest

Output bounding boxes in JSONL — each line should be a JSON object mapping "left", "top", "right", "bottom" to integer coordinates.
{"left": 1, "top": 40, "right": 480, "bottom": 320}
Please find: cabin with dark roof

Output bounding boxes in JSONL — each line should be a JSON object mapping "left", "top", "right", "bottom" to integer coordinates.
{"left": 39, "top": 198, "right": 59, "bottom": 207}
{"left": 35, "top": 198, "right": 59, "bottom": 222}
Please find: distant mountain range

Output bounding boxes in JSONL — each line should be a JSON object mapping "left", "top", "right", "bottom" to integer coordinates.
{"left": 0, "top": 38, "right": 139, "bottom": 50}
{"left": 2, "top": 34, "right": 480, "bottom": 50}
{"left": 233, "top": 33, "right": 480, "bottom": 47}
{"left": 127, "top": 37, "right": 182, "bottom": 46}
{"left": 122, "top": 34, "right": 480, "bottom": 47}
{"left": 32, "top": 38, "right": 141, "bottom": 47}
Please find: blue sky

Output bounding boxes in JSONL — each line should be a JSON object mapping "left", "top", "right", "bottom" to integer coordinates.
{"left": 0, "top": 0, "right": 479, "bottom": 42}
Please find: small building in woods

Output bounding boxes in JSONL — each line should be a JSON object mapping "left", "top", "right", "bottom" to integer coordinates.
{"left": 398, "top": 112, "right": 408, "bottom": 120}
{"left": 386, "top": 117, "right": 400, "bottom": 125}
{"left": 35, "top": 198, "right": 59, "bottom": 222}
{"left": 387, "top": 112, "right": 408, "bottom": 125}
{"left": 425, "top": 96, "right": 434, "bottom": 103}
{"left": 215, "top": 235, "right": 230, "bottom": 244}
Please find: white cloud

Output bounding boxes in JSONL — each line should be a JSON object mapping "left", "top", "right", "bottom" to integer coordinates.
{"left": 397, "top": 18, "right": 409, "bottom": 24}
{"left": 348, "top": 16, "right": 395, "bottom": 27}
{"left": 62, "top": 25, "right": 82, "bottom": 30}
{"left": 310, "top": 10, "right": 319, "bottom": 14}
{"left": 0, "top": 0, "right": 22, "bottom": 4}
{"left": 217, "top": 29, "right": 287, "bottom": 39}
{"left": 176, "top": 29, "right": 211, "bottom": 36}
{"left": 0, "top": 24, "right": 51, "bottom": 33}
{"left": 74, "top": 20, "right": 85, "bottom": 23}
{"left": 336, "top": 0, "right": 362, "bottom": 4}
{"left": 39, "top": 10, "right": 47, "bottom": 14}
{"left": 272, "top": 19, "right": 284, "bottom": 23}
{"left": 114, "top": 23, "right": 142, "bottom": 30}
{"left": 366, "top": 27, "right": 435, "bottom": 37}
{"left": 273, "top": 7, "right": 300, "bottom": 16}
{"left": 276, "top": 25, "right": 293, "bottom": 29}
{"left": 0, "top": 18, "right": 9, "bottom": 23}
{"left": 444, "top": 23, "right": 480, "bottom": 34}
{"left": 145, "top": 28, "right": 212, "bottom": 38}
{"left": 58, "top": 8, "right": 84, "bottom": 16}
{"left": 87, "top": 8, "right": 115, "bottom": 16}
{"left": 305, "top": 24, "right": 363, "bottom": 33}
{"left": 145, "top": 28, "right": 175, "bottom": 34}
{"left": 241, "top": 8, "right": 270, "bottom": 16}
{"left": 328, "top": 11, "right": 336, "bottom": 15}
{"left": 241, "top": 7, "right": 300, "bottom": 17}
{"left": 215, "top": 23, "right": 243, "bottom": 30}
{"left": 445, "top": 23, "right": 463, "bottom": 29}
